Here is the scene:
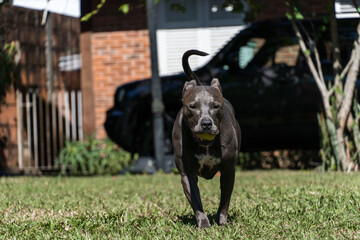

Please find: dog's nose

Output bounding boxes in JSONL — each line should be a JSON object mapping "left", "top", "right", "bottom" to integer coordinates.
{"left": 201, "top": 117, "right": 213, "bottom": 131}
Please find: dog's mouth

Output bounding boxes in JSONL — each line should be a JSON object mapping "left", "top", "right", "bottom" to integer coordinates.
{"left": 193, "top": 132, "right": 218, "bottom": 147}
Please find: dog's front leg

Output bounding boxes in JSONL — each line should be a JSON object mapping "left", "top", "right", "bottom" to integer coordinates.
{"left": 216, "top": 167, "right": 235, "bottom": 225}
{"left": 181, "top": 172, "right": 211, "bottom": 228}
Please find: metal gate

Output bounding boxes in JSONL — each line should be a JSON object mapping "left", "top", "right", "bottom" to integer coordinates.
{"left": 16, "top": 88, "right": 83, "bottom": 172}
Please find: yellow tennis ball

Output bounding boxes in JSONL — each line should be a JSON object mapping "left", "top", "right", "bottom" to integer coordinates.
{"left": 196, "top": 133, "right": 216, "bottom": 141}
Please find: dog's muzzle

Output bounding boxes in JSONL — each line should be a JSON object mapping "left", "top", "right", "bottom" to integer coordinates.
{"left": 194, "top": 117, "right": 218, "bottom": 135}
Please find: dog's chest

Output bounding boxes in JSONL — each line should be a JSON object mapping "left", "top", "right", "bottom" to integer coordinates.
{"left": 195, "top": 150, "right": 221, "bottom": 172}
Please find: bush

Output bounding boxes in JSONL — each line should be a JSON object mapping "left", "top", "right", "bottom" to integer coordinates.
{"left": 56, "top": 134, "right": 135, "bottom": 176}
{"left": 238, "top": 150, "right": 321, "bottom": 170}
{"left": 0, "top": 41, "right": 19, "bottom": 106}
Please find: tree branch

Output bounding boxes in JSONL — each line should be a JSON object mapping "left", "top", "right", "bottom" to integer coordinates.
{"left": 329, "top": 0, "right": 342, "bottom": 87}
{"left": 298, "top": 20, "right": 325, "bottom": 83}
{"left": 352, "top": 0, "right": 360, "bottom": 15}
{"left": 285, "top": 1, "right": 332, "bottom": 118}
{"left": 314, "top": 43, "right": 325, "bottom": 83}
{"left": 339, "top": 46, "right": 355, "bottom": 80}
{"left": 338, "top": 22, "right": 360, "bottom": 132}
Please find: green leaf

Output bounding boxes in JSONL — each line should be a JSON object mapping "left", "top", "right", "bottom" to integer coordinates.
{"left": 294, "top": 12, "right": 304, "bottom": 20}
{"left": 76, "top": 155, "right": 86, "bottom": 175}
{"left": 305, "top": 49, "right": 311, "bottom": 56}
{"left": 286, "top": 12, "right": 293, "bottom": 20}
{"left": 70, "top": 155, "right": 78, "bottom": 175}
{"left": 119, "top": 4, "right": 130, "bottom": 14}
{"left": 81, "top": 10, "right": 98, "bottom": 22}
{"left": 334, "top": 85, "right": 343, "bottom": 95}
{"left": 80, "top": 15, "right": 90, "bottom": 22}
{"left": 61, "top": 162, "right": 67, "bottom": 175}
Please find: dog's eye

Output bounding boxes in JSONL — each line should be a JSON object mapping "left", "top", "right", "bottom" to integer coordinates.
{"left": 189, "top": 104, "right": 196, "bottom": 109}
{"left": 213, "top": 104, "right": 220, "bottom": 109}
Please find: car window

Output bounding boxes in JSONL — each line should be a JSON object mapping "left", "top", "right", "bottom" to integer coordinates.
{"left": 259, "top": 37, "right": 300, "bottom": 69}
{"left": 272, "top": 44, "right": 300, "bottom": 67}
{"left": 223, "top": 36, "right": 301, "bottom": 72}
{"left": 239, "top": 38, "right": 266, "bottom": 69}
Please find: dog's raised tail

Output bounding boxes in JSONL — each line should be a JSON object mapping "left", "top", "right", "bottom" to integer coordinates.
{"left": 182, "top": 50, "right": 209, "bottom": 85}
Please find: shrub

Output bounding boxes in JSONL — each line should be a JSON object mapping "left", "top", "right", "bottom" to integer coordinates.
{"left": 56, "top": 134, "right": 135, "bottom": 176}
{"left": 238, "top": 150, "right": 320, "bottom": 170}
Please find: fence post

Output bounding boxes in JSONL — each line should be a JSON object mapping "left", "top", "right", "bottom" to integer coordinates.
{"left": 32, "top": 90, "right": 39, "bottom": 168}
{"left": 16, "top": 89, "right": 24, "bottom": 170}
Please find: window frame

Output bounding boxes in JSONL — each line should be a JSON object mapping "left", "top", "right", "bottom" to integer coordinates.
{"left": 157, "top": 0, "right": 247, "bottom": 29}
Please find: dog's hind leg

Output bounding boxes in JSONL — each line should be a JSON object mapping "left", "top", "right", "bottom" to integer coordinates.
{"left": 181, "top": 172, "right": 211, "bottom": 228}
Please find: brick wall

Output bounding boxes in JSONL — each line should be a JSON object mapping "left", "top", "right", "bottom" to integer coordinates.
{"left": 0, "top": 87, "right": 18, "bottom": 169}
{"left": 80, "top": 0, "right": 150, "bottom": 139}
{"left": 91, "top": 30, "right": 151, "bottom": 138}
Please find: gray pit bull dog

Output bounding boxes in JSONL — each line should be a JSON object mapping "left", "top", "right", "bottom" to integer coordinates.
{"left": 172, "top": 49, "right": 241, "bottom": 228}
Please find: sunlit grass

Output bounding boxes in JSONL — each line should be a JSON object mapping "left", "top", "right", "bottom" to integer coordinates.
{"left": 1, "top": 171, "right": 360, "bottom": 239}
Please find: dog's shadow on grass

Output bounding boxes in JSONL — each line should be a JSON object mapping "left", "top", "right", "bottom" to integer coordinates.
{"left": 177, "top": 213, "right": 237, "bottom": 227}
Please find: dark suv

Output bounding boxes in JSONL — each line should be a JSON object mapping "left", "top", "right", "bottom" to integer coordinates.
{"left": 104, "top": 18, "right": 359, "bottom": 157}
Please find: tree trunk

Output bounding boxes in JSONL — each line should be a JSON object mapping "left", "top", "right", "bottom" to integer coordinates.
{"left": 336, "top": 127, "right": 348, "bottom": 170}
{"left": 326, "top": 118, "right": 342, "bottom": 169}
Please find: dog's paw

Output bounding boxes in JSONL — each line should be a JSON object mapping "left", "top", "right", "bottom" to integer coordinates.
{"left": 215, "top": 213, "right": 228, "bottom": 226}
{"left": 198, "top": 217, "right": 211, "bottom": 228}
{"left": 196, "top": 212, "right": 211, "bottom": 228}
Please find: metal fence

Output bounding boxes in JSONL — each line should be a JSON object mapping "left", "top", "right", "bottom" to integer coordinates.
{"left": 16, "top": 88, "right": 83, "bottom": 172}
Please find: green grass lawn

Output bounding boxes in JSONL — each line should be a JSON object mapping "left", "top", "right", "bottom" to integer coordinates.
{"left": 1, "top": 171, "right": 360, "bottom": 239}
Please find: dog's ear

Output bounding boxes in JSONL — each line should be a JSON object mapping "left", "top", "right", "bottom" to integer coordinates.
{"left": 211, "top": 78, "right": 222, "bottom": 92}
{"left": 182, "top": 80, "right": 197, "bottom": 96}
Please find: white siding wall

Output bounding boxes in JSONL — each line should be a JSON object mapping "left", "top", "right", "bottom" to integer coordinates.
{"left": 335, "top": 0, "right": 360, "bottom": 18}
{"left": 157, "top": 26, "right": 244, "bottom": 76}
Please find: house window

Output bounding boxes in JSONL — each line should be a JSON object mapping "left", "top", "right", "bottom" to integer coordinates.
{"left": 156, "top": 0, "right": 247, "bottom": 75}
{"left": 208, "top": 0, "right": 247, "bottom": 26}
{"left": 158, "top": 0, "right": 247, "bottom": 29}
{"left": 162, "top": 0, "right": 200, "bottom": 28}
